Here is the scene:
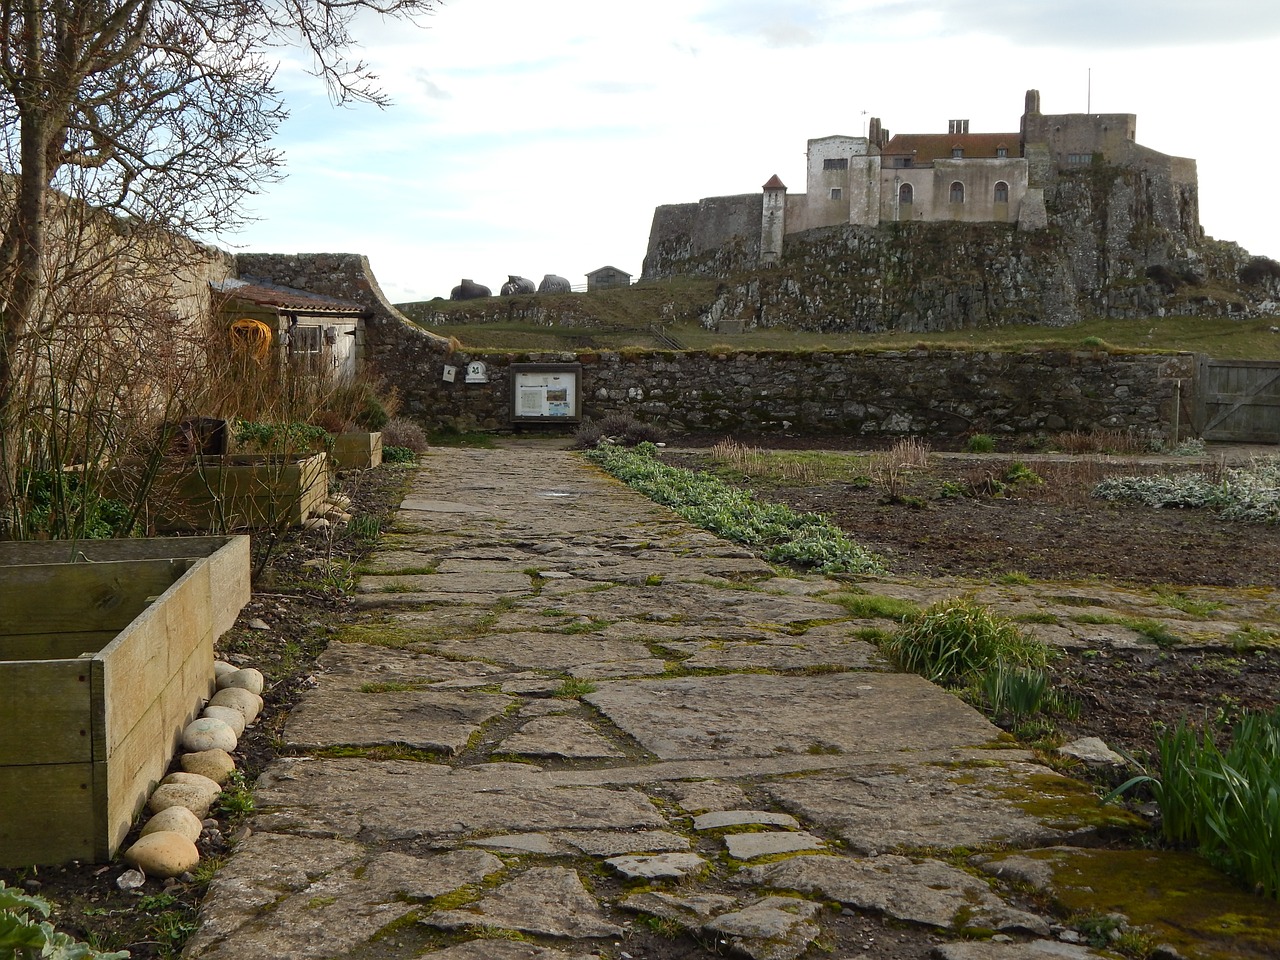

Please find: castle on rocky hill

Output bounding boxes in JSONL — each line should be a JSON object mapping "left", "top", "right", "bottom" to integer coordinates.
{"left": 645, "top": 90, "right": 1199, "bottom": 279}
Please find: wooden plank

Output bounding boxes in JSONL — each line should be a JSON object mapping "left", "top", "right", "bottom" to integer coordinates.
{"left": 0, "top": 763, "right": 96, "bottom": 867}
{"left": 0, "top": 633, "right": 116, "bottom": 662}
{"left": 205, "top": 535, "right": 251, "bottom": 638}
{"left": 98, "top": 561, "right": 212, "bottom": 757}
{"left": 0, "top": 660, "right": 93, "bottom": 765}
{"left": 0, "top": 559, "right": 186, "bottom": 635}
{"left": 0, "top": 534, "right": 242, "bottom": 567}
{"left": 103, "top": 610, "right": 214, "bottom": 857}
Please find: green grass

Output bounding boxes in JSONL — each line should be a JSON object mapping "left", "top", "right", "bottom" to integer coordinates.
{"left": 882, "top": 596, "right": 1049, "bottom": 687}
{"left": 1107, "top": 707, "right": 1280, "bottom": 900}
{"left": 398, "top": 278, "right": 1280, "bottom": 360}
{"left": 831, "top": 592, "right": 921, "bottom": 621}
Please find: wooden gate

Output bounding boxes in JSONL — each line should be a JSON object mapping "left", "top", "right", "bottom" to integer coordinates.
{"left": 1195, "top": 357, "right": 1280, "bottom": 443}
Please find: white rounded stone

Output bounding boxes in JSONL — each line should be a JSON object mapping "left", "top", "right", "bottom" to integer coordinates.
{"left": 140, "top": 806, "right": 204, "bottom": 843}
{"left": 181, "top": 716, "right": 237, "bottom": 753}
{"left": 213, "top": 659, "right": 239, "bottom": 678}
{"left": 124, "top": 831, "right": 200, "bottom": 878}
{"left": 181, "top": 748, "right": 236, "bottom": 785}
{"left": 217, "top": 667, "right": 264, "bottom": 695}
{"left": 148, "top": 780, "right": 221, "bottom": 819}
{"left": 208, "top": 686, "right": 263, "bottom": 724}
{"left": 201, "top": 705, "right": 246, "bottom": 737}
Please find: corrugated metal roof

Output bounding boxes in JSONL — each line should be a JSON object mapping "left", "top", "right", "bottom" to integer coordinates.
{"left": 211, "top": 277, "right": 369, "bottom": 314}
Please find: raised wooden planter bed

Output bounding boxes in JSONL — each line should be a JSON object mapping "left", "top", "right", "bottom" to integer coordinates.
{"left": 228, "top": 430, "right": 382, "bottom": 470}
{"left": 0, "top": 536, "right": 250, "bottom": 867}
{"left": 331, "top": 431, "right": 382, "bottom": 469}
{"left": 138, "top": 452, "right": 329, "bottom": 532}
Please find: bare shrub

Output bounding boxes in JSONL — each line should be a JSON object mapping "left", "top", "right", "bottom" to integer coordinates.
{"left": 572, "top": 412, "right": 667, "bottom": 449}
{"left": 381, "top": 417, "right": 430, "bottom": 452}
{"left": 1050, "top": 429, "right": 1149, "bottom": 456}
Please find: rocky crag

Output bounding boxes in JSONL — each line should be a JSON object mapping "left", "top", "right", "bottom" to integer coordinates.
{"left": 643, "top": 165, "right": 1280, "bottom": 334}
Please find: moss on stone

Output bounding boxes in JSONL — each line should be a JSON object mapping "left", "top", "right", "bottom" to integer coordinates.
{"left": 1017, "top": 848, "right": 1280, "bottom": 959}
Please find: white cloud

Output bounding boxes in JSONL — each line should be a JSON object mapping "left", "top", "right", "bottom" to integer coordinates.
{"left": 227, "top": 1, "right": 1280, "bottom": 304}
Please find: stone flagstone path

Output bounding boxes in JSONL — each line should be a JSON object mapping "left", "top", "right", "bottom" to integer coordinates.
{"left": 185, "top": 443, "right": 1184, "bottom": 960}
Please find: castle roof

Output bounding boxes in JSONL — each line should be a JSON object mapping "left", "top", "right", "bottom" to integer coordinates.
{"left": 881, "top": 132, "right": 1020, "bottom": 163}
{"left": 762, "top": 174, "right": 787, "bottom": 191}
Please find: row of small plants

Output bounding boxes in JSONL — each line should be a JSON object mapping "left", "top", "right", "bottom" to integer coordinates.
{"left": 0, "top": 882, "right": 126, "bottom": 960}
{"left": 582, "top": 443, "right": 885, "bottom": 574}
{"left": 1093, "top": 456, "right": 1280, "bottom": 523}
{"left": 1108, "top": 710, "right": 1280, "bottom": 900}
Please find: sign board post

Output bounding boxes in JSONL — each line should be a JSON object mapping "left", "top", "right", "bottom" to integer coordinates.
{"left": 510, "top": 363, "right": 582, "bottom": 425}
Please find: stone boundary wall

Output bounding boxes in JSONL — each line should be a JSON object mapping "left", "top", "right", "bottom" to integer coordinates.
{"left": 386, "top": 340, "right": 1195, "bottom": 439}
{"left": 229, "top": 252, "right": 1194, "bottom": 440}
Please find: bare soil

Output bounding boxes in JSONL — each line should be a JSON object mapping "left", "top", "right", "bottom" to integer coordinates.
{"left": 5, "top": 442, "right": 1279, "bottom": 959}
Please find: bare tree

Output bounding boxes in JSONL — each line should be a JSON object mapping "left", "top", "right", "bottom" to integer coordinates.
{"left": 0, "top": 0, "right": 435, "bottom": 532}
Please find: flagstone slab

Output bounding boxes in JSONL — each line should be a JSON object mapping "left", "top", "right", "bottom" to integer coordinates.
{"left": 555, "top": 830, "right": 690, "bottom": 856}
{"left": 426, "top": 866, "right": 623, "bottom": 938}
{"left": 724, "top": 831, "right": 826, "bottom": 860}
{"left": 498, "top": 716, "right": 625, "bottom": 759}
{"left": 682, "top": 639, "right": 880, "bottom": 671}
{"left": 742, "top": 855, "right": 1050, "bottom": 935}
{"left": 358, "top": 571, "right": 533, "bottom": 596}
{"left": 428, "top": 632, "right": 653, "bottom": 670}
{"left": 315, "top": 643, "right": 502, "bottom": 689}
{"left": 185, "top": 833, "right": 503, "bottom": 960}
{"left": 585, "top": 673, "right": 1003, "bottom": 760}
{"left": 420, "top": 942, "right": 604, "bottom": 960}
{"left": 704, "top": 896, "right": 824, "bottom": 960}
{"left": 516, "top": 583, "right": 850, "bottom": 627}
{"left": 284, "top": 689, "right": 511, "bottom": 753}
{"left": 252, "top": 758, "right": 667, "bottom": 842}
{"left": 763, "top": 760, "right": 1113, "bottom": 854}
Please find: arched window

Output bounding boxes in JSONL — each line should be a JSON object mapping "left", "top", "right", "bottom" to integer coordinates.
{"left": 949, "top": 181, "right": 965, "bottom": 203}
{"left": 899, "top": 182, "right": 913, "bottom": 204}
{"left": 994, "top": 181, "right": 1009, "bottom": 203}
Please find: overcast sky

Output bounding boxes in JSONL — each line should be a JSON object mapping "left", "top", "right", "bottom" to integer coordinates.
{"left": 225, "top": 0, "right": 1280, "bottom": 304}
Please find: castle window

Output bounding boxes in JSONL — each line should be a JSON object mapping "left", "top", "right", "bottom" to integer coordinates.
{"left": 996, "top": 146, "right": 1008, "bottom": 158}
{"left": 823, "top": 158, "right": 849, "bottom": 170}
{"left": 830, "top": 188, "right": 842, "bottom": 200}
{"left": 994, "top": 181, "right": 1009, "bottom": 203}
{"left": 1067, "top": 153, "right": 1093, "bottom": 165}
{"left": 899, "top": 183, "right": 913, "bottom": 204}
{"left": 952, "top": 146, "right": 963, "bottom": 158}
{"left": 896, "top": 157, "right": 914, "bottom": 168}
{"left": 949, "top": 181, "right": 965, "bottom": 203}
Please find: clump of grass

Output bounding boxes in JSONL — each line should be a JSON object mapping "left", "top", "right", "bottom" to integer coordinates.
{"left": 1107, "top": 708, "right": 1280, "bottom": 900}
{"left": 833, "top": 593, "right": 921, "bottom": 621}
{"left": 882, "top": 596, "right": 1048, "bottom": 687}
{"left": 966, "top": 433, "right": 996, "bottom": 453}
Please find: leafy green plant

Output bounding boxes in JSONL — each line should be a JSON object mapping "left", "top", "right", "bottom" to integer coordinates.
{"left": 1107, "top": 708, "right": 1280, "bottom": 900}
{"left": 1093, "top": 457, "right": 1280, "bottom": 524}
{"left": 382, "top": 445, "right": 418, "bottom": 464}
{"left": 980, "top": 661, "right": 1051, "bottom": 722}
{"left": 583, "top": 443, "right": 884, "bottom": 575}
{"left": 18, "top": 470, "right": 137, "bottom": 539}
{"left": 883, "top": 597, "right": 1048, "bottom": 687}
{"left": 0, "top": 881, "right": 129, "bottom": 959}
{"left": 234, "top": 420, "right": 334, "bottom": 453}
{"left": 965, "top": 433, "right": 996, "bottom": 453}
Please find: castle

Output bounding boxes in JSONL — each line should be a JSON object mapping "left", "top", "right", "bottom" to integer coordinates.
{"left": 645, "top": 90, "right": 1199, "bottom": 277}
